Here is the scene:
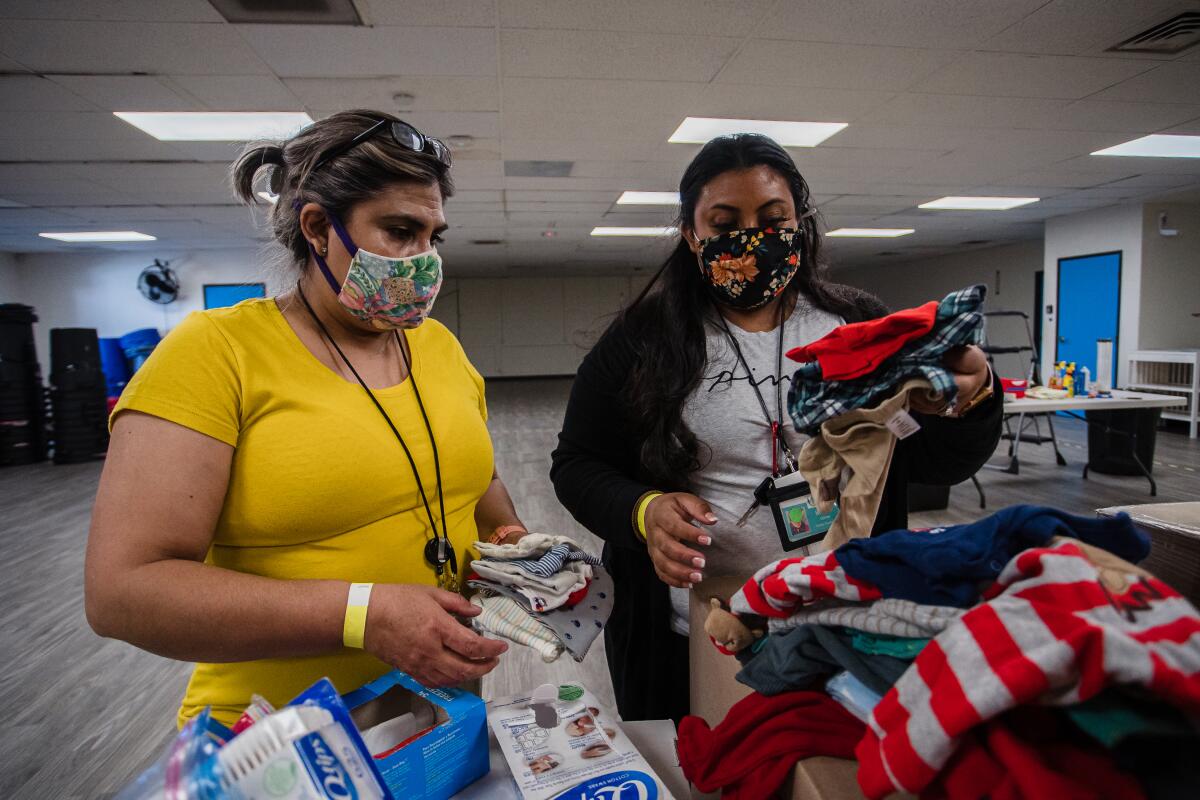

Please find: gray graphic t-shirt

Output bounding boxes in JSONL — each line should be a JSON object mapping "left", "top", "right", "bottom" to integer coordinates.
{"left": 670, "top": 299, "right": 842, "bottom": 634}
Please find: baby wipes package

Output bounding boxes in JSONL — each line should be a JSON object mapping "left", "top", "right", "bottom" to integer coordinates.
{"left": 489, "top": 683, "right": 672, "bottom": 800}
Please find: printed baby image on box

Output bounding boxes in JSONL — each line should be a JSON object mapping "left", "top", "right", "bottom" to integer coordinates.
{"left": 489, "top": 683, "right": 672, "bottom": 800}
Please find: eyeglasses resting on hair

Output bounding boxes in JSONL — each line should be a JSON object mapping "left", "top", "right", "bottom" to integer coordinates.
{"left": 308, "top": 118, "right": 452, "bottom": 177}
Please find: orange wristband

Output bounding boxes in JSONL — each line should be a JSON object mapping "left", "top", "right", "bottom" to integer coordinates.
{"left": 488, "top": 524, "right": 527, "bottom": 545}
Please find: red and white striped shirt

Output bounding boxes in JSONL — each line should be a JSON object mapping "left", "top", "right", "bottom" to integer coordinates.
{"left": 731, "top": 548, "right": 882, "bottom": 619}
{"left": 855, "top": 540, "right": 1200, "bottom": 799}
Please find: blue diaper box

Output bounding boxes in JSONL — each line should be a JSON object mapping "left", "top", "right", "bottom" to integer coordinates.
{"left": 344, "top": 670, "right": 489, "bottom": 800}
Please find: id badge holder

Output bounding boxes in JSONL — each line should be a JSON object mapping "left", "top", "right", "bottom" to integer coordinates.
{"left": 766, "top": 470, "right": 839, "bottom": 551}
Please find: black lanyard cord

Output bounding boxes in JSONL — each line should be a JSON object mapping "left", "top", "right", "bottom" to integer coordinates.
{"left": 296, "top": 284, "right": 455, "bottom": 577}
{"left": 714, "top": 299, "right": 795, "bottom": 472}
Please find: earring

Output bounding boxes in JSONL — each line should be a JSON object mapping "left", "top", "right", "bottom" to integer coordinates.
{"left": 320, "top": 246, "right": 328, "bottom": 256}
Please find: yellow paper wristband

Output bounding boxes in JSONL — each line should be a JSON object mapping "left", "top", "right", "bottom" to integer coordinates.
{"left": 635, "top": 492, "right": 664, "bottom": 541}
{"left": 343, "top": 582, "right": 373, "bottom": 649}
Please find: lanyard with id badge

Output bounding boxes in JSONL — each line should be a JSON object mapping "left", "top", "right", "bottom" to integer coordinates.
{"left": 718, "top": 307, "right": 838, "bottom": 552}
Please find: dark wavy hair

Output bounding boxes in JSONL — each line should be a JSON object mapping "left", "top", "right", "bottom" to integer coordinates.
{"left": 230, "top": 109, "right": 453, "bottom": 269}
{"left": 617, "top": 133, "right": 866, "bottom": 490}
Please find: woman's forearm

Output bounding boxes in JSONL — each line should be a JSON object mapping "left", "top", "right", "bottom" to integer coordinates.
{"left": 474, "top": 470, "right": 525, "bottom": 538}
{"left": 87, "top": 558, "right": 348, "bottom": 663}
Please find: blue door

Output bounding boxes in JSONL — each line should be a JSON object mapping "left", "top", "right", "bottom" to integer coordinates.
{"left": 1056, "top": 252, "right": 1120, "bottom": 382}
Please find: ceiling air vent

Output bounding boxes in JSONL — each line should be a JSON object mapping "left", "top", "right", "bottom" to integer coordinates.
{"left": 504, "top": 161, "right": 574, "bottom": 178}
{"left": 207, "top": 0, "right": 362, "bottom": 25}
{"left": 470, "top": 239, "right": 505, "bottom": 246}
{"left": 1109, "top": 12, "right": 1200, "bottom": 54}
{"left": 961, "top": 239, "right": 992, "bottom": 245}
{"left": 877, "top": 251, "right": 902, "bottom": 256}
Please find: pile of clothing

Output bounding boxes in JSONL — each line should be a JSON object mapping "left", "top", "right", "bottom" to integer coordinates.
{"left": 787, "top": 285, "right": 987, "bottom": 549}
{"left": 466, "top": 533, "right": 612, "bottom": 663}
{"left": 677, "top": 505, "right": 1200, "bottom": 799}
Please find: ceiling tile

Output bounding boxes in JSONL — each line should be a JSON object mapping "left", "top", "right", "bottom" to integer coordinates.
{"left": 501, "top": 29, "right": 738, "bottom": 81}
{"left": 237, "top": 25, "right": 496, "bottom": 78}
{"left": 48, "top": 75, "right": 196, "bottom": 112}
{"left": 499, "top": 0, "right": 775, "bottom": 36}
{"left": 361, "top": 0, "right": 496, "bottom": 26}
{"left": 0, "top": 136, "right": 183, "bottom": 160}
{"left": 978, "top": 0, "right": 1186, "bottom": 56}
{"left": 0, "top": 75, "right": 99, "bottom": 112}
{"left": 400, "top": 111, "right": 500, "bottom": 139}
{"left": 168, "top": 75, "right": 303, "bottom": 111}
{"left": 0, "top": 1, "right": 224, "bottom": 22}
{"left": 501, "top": 140, "right": 665, "bottom": 162}
{"left": 862, "top": 93, "right": 1067, "bottom": 129}
{"left": 0, "top": 111, "right": 156, "bottom": 141}
{"left": 911, "top": 52, "right": 1156, "bottom": 99}
{"left": 1057, "top": 100, "right": 1200, "bottom": 133}
{"left": 717, "top": 41, "right": 958, "bottom": 91}
{"left": 0, "top": 20, "right": 270, "bottom": 74}
{"left": 284, "top": 77, "right": 499, "bottom": 111}
{"left": 502, "top": 77, "right": 701, "bottom": 116}
{"left": 765, "top": 0, "right": 1045, "bottom": 49}
{"left": 1165, "top": 115, "right": 1200, "bottom": 134}
{"left": 693, "top": 84, "right": 896, "bottom": 122}
{"left": 1084, "top": 63, "right": 1200, "bottom": 104}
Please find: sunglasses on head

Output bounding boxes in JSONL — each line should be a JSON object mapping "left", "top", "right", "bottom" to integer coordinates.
{"left": 309, "top": 118, "right": 451, "bottom": 176}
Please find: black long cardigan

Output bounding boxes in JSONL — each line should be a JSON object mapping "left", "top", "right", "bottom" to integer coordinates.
{"left": 549, "top": 284, "right": 1004, "bottom": 722}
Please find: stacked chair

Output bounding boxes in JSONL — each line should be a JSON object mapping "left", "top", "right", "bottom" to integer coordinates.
{"left": 0, "top": 304, "right": 49, "bottom": 466}
{"left": 49, "top": 327, "right": 109, "bottom": 464}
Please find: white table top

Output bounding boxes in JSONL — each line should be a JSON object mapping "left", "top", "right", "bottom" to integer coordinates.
{"left": 1003, "top": 389, "right": 1187, "bottom": 414}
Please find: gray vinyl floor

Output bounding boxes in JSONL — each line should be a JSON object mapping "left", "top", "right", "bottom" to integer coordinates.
{"left": 1, "top": 378, "right": 1197, "bottom": 798}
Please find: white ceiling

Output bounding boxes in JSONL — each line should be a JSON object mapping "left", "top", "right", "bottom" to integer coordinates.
{"left": 1, "top": 0, "right": 1199, "bottom": 274}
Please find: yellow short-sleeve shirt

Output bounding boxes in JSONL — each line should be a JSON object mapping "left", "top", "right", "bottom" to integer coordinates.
{"left": 110, "top": 298, "right": 495, "bottom": 728}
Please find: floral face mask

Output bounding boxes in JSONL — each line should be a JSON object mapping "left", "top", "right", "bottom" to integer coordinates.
{"left": 694, "top": 226, "right": 803, "bottom": 311}
{"left": 310, "top": 211, "right": 442, "bottom": 330}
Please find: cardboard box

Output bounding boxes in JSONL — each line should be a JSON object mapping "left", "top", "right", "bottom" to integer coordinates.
{"left": 687, "top": 577, "right": 876, "bottom": 800}
{"left": 1099, "top": 502, "right": 1200, "bottom": 605}
{"left": 343, "top": 670, "right": 489, "bottom": 800}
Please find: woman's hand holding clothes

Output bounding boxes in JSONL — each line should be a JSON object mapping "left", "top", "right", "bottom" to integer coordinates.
{"left": 643, "top": 493, "right": 716, "bottom": 589}
{"left": 364, "top": 583, "right": 507, "bottom": 688}
{"left": 909, "top": 344, "right": 991, "bottom": 417}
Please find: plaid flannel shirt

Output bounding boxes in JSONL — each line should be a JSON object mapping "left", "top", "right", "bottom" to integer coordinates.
{"left": 788, "top": 284, "right": 986, "bottom": 433}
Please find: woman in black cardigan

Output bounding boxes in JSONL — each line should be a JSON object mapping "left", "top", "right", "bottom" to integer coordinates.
{"left": 550, "top": 134, "right": 1002, "bottom": 723}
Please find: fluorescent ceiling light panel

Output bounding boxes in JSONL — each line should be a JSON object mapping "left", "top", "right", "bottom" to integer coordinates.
{"left": 257, "top": 191, "right": 279, "bottom": 204}
{"left": 39, "top": 231, "right": 156, "bottom": 242}
{"left": 826, "top": 228, "right": 914, "bottom": 238}
{"left": 616, "top": 191, "right": 680, "bottom": 205}
{"left": 114, "top": 112, "right": 313, "bottom": 141}
{"left": 590, "top": 226, "right": 678, "bottom": 237}
{"left": 668, "top": 117, "right": 847, "bottom": 146}
{"left": 1091, "top": 134, "right": 1200, "bottom": 158}
{"left": 919, "top": 196, "right": 1039, "bottom": 210}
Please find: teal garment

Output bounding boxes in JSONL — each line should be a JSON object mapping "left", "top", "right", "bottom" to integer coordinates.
{"left": 849, "top": 630, "right": 930, "bottom": 660}
{"left": 1066, "top": 691, "right": 1195, "bottom": 749}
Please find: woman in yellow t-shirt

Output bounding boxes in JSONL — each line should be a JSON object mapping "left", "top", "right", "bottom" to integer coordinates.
{"left": 84, "top": 110, "right": 529, "bottom": 728}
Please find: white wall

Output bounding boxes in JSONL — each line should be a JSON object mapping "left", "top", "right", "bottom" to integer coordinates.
{"left": 447, "top": 276, "right": 642, "bottom": 377}
{"left": 841, "top": 240, "right": 1044, "bottom": 319}
{"left": 10, "top": 247, "right": 271, "bottom": 366}
{"left": 1042, "top": 204, "right": 1144, "bottom": 387}
{"left": 0, "top": 251, "right": 21, "bottom": 303}
{"left": 3, "top": 247, "right": 640, "bottom": 378}
{"left": 1139, "top": 203, "right": 1200, "bottom": 351}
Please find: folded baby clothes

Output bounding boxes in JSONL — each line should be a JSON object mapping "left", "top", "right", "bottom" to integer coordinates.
{"left": 470, "top": 594, "right": 564, "bottom": 663}
{"left": 470, "top": 558, "right": 591, "bottom": 601}
{"left": 473, "top": 532, "right": 575, "bottom": 560}
{"left": 797, "top": 378, "right": 942, "bottom": 550}
{"left": 768, "top": 598, "right": 963, "bottom": 638}
{"left": 787, "top": 300, "right": 938, "bottom": 380}
{"left": 469, "top": 564, "right": 614, "bottom": 662}
{"left": 487, "top": 542, "right": 603, "bottom": 578}
{"left": 788, "top": 284, "right": 986, "bottom": 433}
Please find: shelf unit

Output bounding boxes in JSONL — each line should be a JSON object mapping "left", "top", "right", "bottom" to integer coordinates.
{"left": 1127, "top": 350, "right": 1199, "bottom": 438}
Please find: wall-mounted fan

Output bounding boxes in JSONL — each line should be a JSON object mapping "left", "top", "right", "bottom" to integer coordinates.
{"left": 138, "top": 259, "right": 180, "bottom": 305}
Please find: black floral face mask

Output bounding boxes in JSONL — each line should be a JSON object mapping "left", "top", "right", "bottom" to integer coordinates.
{"left": 694, "top": 227, "right": 803, "bottom": 310}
